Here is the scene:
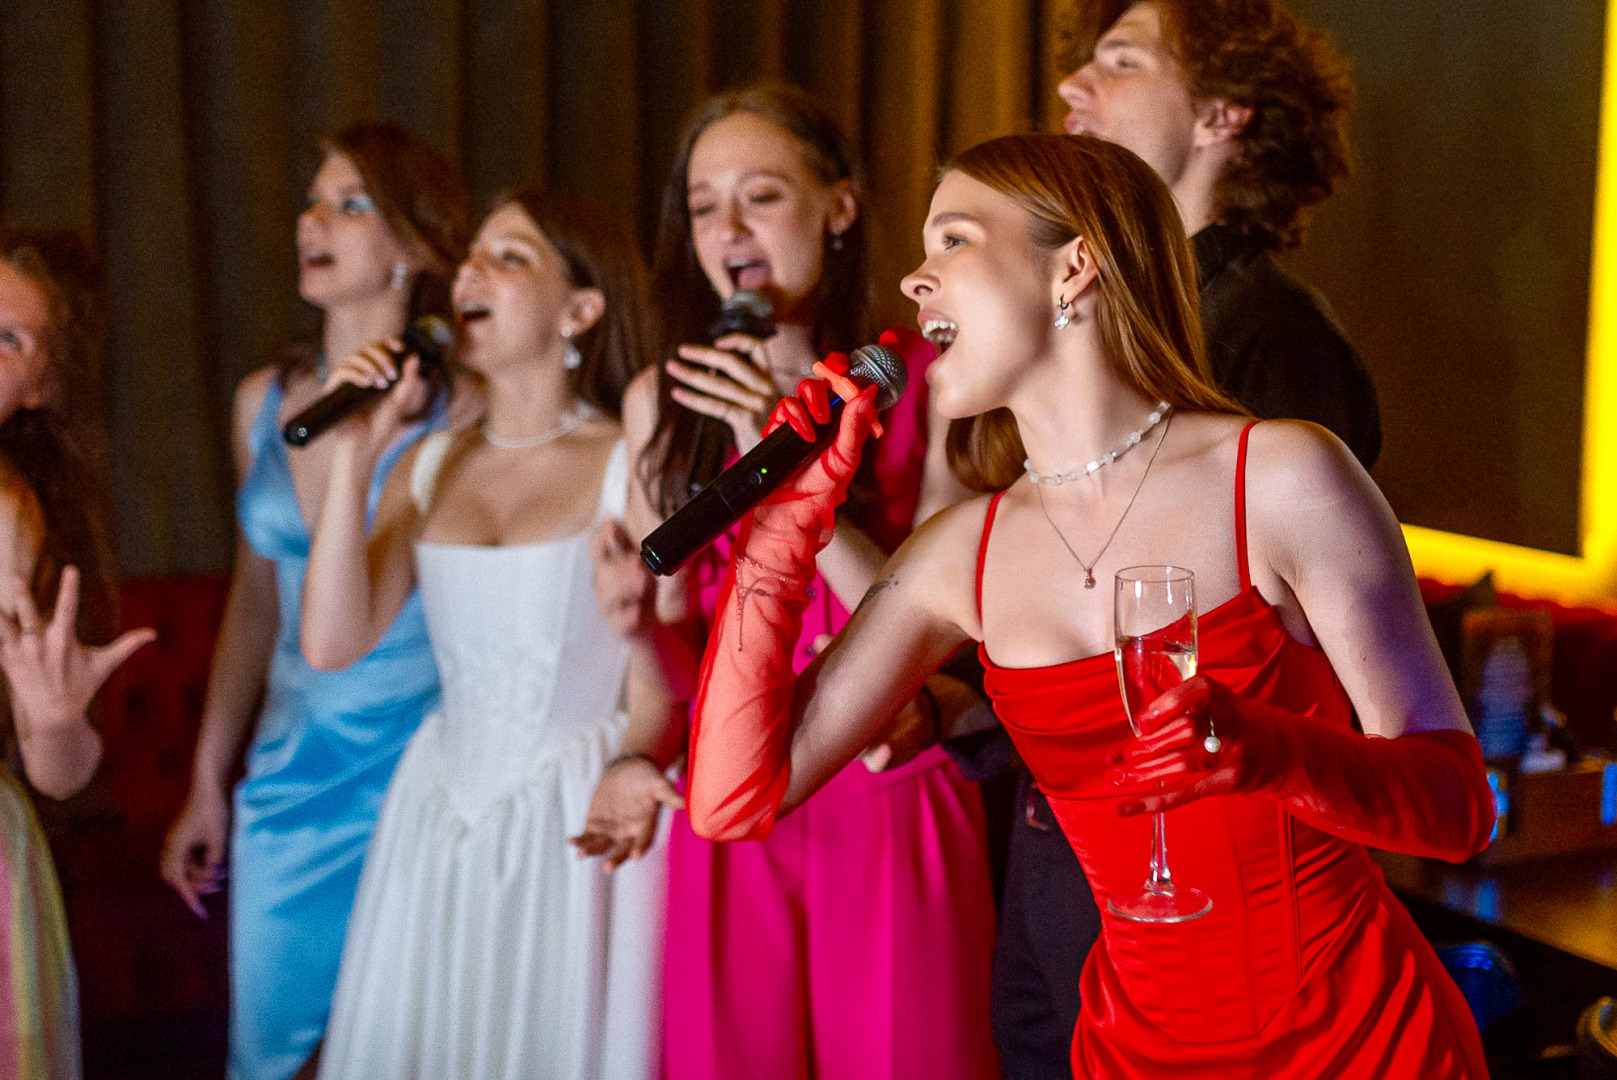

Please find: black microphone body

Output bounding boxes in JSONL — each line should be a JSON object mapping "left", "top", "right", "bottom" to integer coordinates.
{"left": 641, "top": 344, "right": 906, "bottom": 577}
{"left": 689, "top": 290, "right": 777, "bottom": 493}
{"left": 282, "top": 315, "right": 454, "bottom": 447}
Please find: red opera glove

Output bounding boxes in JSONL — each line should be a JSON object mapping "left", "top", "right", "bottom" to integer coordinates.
{"left": 1107, "top": 675, "right": 1495, "bottom": 862}
{"left": 686, "top": 370, "right": 882, "bottom": 842}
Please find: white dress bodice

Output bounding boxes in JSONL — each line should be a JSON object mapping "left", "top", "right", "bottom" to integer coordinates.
{"left": 410, "top": 436, "right": 631, "bottom": 825}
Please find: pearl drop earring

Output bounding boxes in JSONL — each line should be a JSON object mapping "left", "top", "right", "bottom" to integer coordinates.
{"left": 1054, "top": 296, "right": 1072, "bottom": 330}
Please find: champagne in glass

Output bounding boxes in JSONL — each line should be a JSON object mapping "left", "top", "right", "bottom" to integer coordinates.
{"left": 1109, "top": 565, "right": 1213, "bottom": 924}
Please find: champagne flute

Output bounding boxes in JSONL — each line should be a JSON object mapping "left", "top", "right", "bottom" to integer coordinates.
{"left": 1109, "top": 565, "right": 1212, "bottom": 923}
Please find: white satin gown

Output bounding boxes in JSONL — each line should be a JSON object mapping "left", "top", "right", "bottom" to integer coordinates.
{"left": 317, "top": 434, "right": 665, "bottom": 1079}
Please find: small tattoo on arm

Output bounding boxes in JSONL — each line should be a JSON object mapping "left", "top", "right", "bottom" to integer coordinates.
{"left": 859, "top": 576, "right": 899, "bottom": 609}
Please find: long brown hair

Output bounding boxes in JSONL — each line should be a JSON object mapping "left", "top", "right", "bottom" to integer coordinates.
{"left": 0, "top": 226, "right": 117, "bottom": 643}
{"left": 642, "top": 84, "right": 873, "bottom": 517}
{"left": 1067, "top": 0, "right": 1352, "bottom": 252}
{"left": 942, "top": 133, "right": 1243, "bottom": 492}
{"left": 284, "top": 121, "right": 471, "bottom": 381}
{"left": 494, "top": 190, "right": 655, "bottom": 419}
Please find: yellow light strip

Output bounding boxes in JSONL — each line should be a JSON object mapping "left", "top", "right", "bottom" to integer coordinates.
{"left": 1403, "top": 1, "right": 1617, "bottom": 610}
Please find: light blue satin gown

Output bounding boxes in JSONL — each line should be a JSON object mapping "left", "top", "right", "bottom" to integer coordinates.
{"left": 228, "top": 377, "right": 443, "bottom": 1080}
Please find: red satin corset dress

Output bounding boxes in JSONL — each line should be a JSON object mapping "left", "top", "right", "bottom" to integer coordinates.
{"left": 979, "top": 424, "right": 1487, "bottom": 1079}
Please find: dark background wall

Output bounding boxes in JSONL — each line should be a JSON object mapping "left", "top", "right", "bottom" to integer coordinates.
{"left": 1288, "top": 0, "right": 1604, "bottom": 556}
{"left": 0, "top": 0, "right": 1604, "bottom": 573}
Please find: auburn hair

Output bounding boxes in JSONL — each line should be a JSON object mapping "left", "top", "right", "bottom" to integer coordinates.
{"left": 1069, "top": 0, "right": 1352, "bottom": 252}
{"left": 493, "top": 190, "right": 655, "bottom": 419}
{"left": 0, "top": 226, "right": 118, "bottom": 644}
{"left": 285, "top": 122, "right": 471, "bottom": 383}
{"left": 942, "top": 133, "right": 1243, "bottom": 492}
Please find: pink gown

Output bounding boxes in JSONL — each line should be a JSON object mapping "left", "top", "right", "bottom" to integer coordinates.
{"left": 662, "top": 329, "right": 1001, "bottom": 1079}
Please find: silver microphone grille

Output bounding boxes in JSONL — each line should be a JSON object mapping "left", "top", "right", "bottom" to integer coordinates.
{"left": 847, "top": 344, "right": 908, "bottom": 411}
{"left": 724, "top": 289, "right": 774, "bottom": 323}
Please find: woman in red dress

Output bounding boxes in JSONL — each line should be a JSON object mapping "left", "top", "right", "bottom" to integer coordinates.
{"left": 685, "top": 131, "right": 1496, "bottom": 1078}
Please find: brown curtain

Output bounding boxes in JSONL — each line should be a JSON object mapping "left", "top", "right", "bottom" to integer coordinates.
{"left": 0, "top": 0, "right": 1073, "bottom": 576}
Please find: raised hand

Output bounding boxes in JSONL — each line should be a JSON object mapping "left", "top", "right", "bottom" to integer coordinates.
{"left": 589, "top": 519, "right": 657, "bottom": 640}
{"left": 665, "top": 333, "right": 782, "bottom": 454}
{"left": 570, "top": 755, "right": 683, "bottom": 870}
{"left": 322, "top": 341, "right": 430, "bottom": 457}
{"left": 749, "top": 353, "right": 881, "bottom": 543}
{"left": 687, "top": 368, "right": 883, "bottom": 841}
{"left": 0, "top": 567, "right": 154, "bottom": 735}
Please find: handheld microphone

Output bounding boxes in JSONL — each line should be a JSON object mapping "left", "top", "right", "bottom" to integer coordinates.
{"left": 641, "top": 343, "right": 907, "bottom": 577}
{"left": 707, "top": 289, "right": 775, "bottom": 342}
{"left": 689, "top": 290, "right": 777, "bottom": 493}
{"left": 282, "top": 315, "right": 455, "bottom": 447}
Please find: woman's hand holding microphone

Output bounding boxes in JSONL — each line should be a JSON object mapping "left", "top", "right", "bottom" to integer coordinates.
{"left": 321, "top": 339, "right": 433, "bottom": 459}
{"left": 665, "top": 331, "right": 816, "bottom": 454}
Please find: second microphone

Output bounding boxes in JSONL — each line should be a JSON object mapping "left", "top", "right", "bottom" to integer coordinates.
{"left": 640, "top": 343, "right": 907, "bottom": 577}
{"left": 282, "top": 315, "right": 454, "bottom": 447}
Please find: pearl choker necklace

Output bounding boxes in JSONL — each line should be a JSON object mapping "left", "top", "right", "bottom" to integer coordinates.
{"left": 1024, "top": 402, "right": 1171, "bottom": 486}
{"left": 482, "top": 402, "right": 596, "bottom": 450}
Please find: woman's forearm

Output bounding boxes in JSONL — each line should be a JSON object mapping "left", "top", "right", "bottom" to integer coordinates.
{"left": 17, "top": 720, "right": 100, "bottom": 800}
{"left": 189, "top": 541, "right": 280, "bottom": 793}
{"left": 300, "top": 439, "right": 388, "bottom": 671}
{"left": 814, "top": 514, "right": 888, "bottom": 610}
{"left": 626, "top": 617, "right": 703, "bottom": 708}
{"left": 619, "top": 667, "right": 688, "bottom": 770}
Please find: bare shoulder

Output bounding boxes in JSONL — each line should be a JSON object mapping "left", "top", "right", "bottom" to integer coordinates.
{"left": 1240, "top": 418, "right": 1398, "bottom": 590}
{"left": 1242, "top": 418, "right": 1370, "bottom": 510}
{"left": 230, "top": 365, "right": 280, "bottom": 477}
{"left": 621, "top": 367, "right": 661, "bottom": 454}
{"left": 868, "top": 492, "right": 993, "bottom": 638}
{"left": 232, "top": 366, "right": 277, "bottom": 437}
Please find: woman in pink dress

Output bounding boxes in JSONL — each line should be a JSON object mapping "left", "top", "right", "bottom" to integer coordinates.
{"left": 583, "top": 84, "right": 999, "bottom": 1078}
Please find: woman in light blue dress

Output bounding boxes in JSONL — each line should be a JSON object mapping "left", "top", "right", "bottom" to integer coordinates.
{"left": 158, "top": 122, "right": 469, "bottom": 1080}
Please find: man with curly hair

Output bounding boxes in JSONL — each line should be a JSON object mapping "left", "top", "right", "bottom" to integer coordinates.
{"left": 982, "top": 3, "right": 1384, "bottom": 1077}
{"left": 1060, "top": 0, "right": 1380, "bottom": 464}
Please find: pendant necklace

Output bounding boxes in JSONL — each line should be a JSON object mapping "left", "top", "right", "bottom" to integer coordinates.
{"left": 1031, "top": 409, "right": 1174, "bottom": 589}
{"left": 482, "top": 401, "right": 597, "bottom": 450}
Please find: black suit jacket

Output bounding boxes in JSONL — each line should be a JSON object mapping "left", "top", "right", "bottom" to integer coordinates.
{"left": 1194, "top": 223, "right": 1382, "bottom": 469}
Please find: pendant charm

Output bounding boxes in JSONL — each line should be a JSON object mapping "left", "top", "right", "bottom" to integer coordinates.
{"left": 1203, "top": 735, "right": 1222, "bottom": 754}
{"left": 1084, "top": 573, "right": 1096, "bottom": 589}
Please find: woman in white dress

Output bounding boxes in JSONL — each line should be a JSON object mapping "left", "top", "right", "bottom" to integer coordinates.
{"left": 299, "top": 189, "right": 668, "bottom": 1079}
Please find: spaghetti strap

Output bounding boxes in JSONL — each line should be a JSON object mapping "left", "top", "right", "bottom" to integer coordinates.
{"left": 409, "top": 430, "right": 455, "bottom": 517}
{"left": 1235, "top": 422, "right": 1258, "bottom": 591}
{"left": 976, "top": 490, "right": 1008, "bottom": 623}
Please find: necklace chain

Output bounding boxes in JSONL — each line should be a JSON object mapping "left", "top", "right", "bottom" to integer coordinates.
{"left": 1034, "top": 410, "right": 1174, "bottom": 589}
{"left": 481, "top": 402, "right": 596, "bottom": 450}
{"left": 1025, "top": 402, "right": 1170, "bottom": 485}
